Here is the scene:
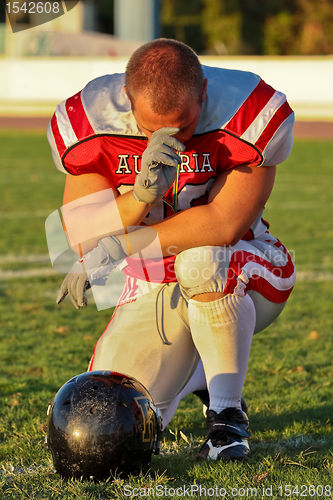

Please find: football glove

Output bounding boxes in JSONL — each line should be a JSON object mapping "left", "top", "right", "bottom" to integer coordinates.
{"left": 56, "top": 235, "right": 126, "bottom": 309}
{"left": 133, "top": 127, "right": 185, "bottom": 204}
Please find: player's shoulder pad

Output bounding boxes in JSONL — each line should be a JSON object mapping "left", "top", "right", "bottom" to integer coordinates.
{"left": 81, "top": 74, "right": 140, "bottom": 135}
{"left": 196, "top": 65, "right": 294, "bottom": 165}
{"left": 196, "top": 65, "right": 262, "bottom": 132}
{"left": 47, "top": 73, "right": 143, "bottom": 174}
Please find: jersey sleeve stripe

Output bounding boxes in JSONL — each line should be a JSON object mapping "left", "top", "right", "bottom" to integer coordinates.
{"left": 65, "top": 91, "right": 95, "bottom": 140}
{"left": 240, "top": 91, "right": 287, "bottom": 144}
{"left": 55, "top": 100, "right": 78, "bottom": 148}
{"left": 224, "top": 79, "right": 276, "bottom": 137}
{"left": 50, "top": 113, "right": 67, "bottom": 158}
{"left": 254, "top": 101, "right": 294, "bottom": 153}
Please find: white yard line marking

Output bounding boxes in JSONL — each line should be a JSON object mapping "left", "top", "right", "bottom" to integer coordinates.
{"left": 1, "top": 201, "right": 331, "bottom": 221}
{"left": 0, "top": 255, "right": 333, "bottom": 281}
{"left": 0, "top": 254, "right": 50, "bottom": 264}
{"left": 0, "top": 464, "right": 52, "bottom": 479}
{"left": 266, "top": 203, "right": 324, "bottom": 210}
{"left": 0, "top": 210, "right": 50, "bottom": 219}
{"left": 1, "top": 268, "right": 333, "bottom": 281}
{"left": 1, "top": 268, "right": 59, "bottom": 279}
{"left": 296, "top": 271, "right": 333, "bottom": 281}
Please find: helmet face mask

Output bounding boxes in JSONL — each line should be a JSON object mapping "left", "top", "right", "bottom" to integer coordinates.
{"left": 47, "top": 371, "right": 161, "bottom": 480}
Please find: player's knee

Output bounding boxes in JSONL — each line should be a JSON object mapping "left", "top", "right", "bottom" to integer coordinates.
{"left": 174, "top": 246, "right": 233, "bottom": 301}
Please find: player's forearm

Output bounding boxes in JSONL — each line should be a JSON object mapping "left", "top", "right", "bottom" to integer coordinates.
{"left": 63, "top": 190, "right": 152, "bottom": 254}
{"left": 117, "top": 202, "right": 253, "bottom": 259}
{"left": 117, "top": 190, "right": 153, "bottom": 230}
{"left": 155, "top": 203, "right": 241, "bottom": 256}
{"left": 147, "top": 164, "right": 275, "bottom": 257}
{"left": 117, "top": 165, "right": 273, "bottom": 259}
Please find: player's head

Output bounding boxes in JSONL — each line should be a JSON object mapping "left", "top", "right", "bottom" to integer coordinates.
{"left": 46, "top": 371, "right": 162, "bottom": 480}
{"left": 125, "top": 38, "right": 208, "bottom": 142}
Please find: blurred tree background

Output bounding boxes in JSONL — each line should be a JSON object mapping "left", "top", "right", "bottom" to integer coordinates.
{"left": 160, "top": 0, "right": 333, "bottom": 55}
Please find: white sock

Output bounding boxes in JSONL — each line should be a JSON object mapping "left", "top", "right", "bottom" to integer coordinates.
{"left": 188, "top": 293, "right": 255, "bottom": 414}
{"left": 159, "top": 359, "right": 207, "bottom": 428}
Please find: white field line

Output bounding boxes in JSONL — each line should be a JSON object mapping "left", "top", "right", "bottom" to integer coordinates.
{"left": 0, "top": 253, "right": 60, "bottom": 279}
{"left": 0, "top": 464, "right": 52, "bottom": 480}
{"left": 296, "top": 270, "right": 333, "bottom": 281}
{"left": 0, "top": 254, "right": 333, "bottom": 281}
{"left": 266, "top": 202, "right": 328, "bottom": 210}
{"left": 0, "top": 254, "right": 50, "bottom": 264}
{"left": 0, "top": 201, "right": 329, "bottom": 221}
{"left": 0, "top": 210, "right": 50, "bottom": 219}
{"left": 1, "top": 268, "right": 59, "bottom": 279}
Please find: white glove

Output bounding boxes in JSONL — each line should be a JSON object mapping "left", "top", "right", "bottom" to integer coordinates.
{"left": 56, "top": 236, "right": 126, "bottom": 309}
{"left": 133, "top": 127, "right": 185, "bottom": 204}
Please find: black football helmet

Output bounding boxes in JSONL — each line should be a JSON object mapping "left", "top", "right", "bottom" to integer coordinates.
{"left": 46, "top": 371, "right": 162, "bottom": 480}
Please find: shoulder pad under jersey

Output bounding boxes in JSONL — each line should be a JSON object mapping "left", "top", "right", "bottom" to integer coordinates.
{"left": 197, "top": 66, "right": 294, "bottom": 165}
{"left": 47, "top": 73, "right": 144, "bottom": 173}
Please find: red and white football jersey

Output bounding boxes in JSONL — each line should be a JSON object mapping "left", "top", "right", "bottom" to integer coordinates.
{"left": 47, "top": 66, "right": 294, "bottom": 282}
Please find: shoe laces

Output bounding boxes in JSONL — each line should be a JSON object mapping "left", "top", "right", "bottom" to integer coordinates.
{"left": 206, "top": 408, "right": 250, "bottom": 438}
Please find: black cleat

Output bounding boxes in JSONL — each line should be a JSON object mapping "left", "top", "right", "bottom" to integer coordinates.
{"left": 196, "top": 407, "right": 250, "bottom": 461}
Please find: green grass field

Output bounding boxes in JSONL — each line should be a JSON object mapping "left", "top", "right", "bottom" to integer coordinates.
{"left": 0, "top": 131, "right": 332, "bottom": 499}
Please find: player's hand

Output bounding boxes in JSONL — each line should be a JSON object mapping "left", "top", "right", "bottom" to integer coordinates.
{"left": 133, "top": 127, "right": 185, "bottom": 204}
{"left": 56, "top": 236, "right": 126, "bottom": 309}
